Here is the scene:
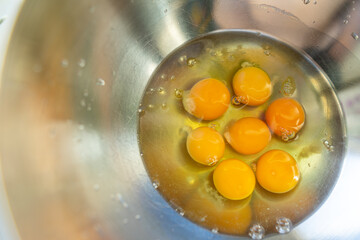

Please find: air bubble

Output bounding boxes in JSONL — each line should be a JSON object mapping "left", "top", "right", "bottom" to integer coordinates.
{"left": 160, "top": 74, "right": 167, "bottom": 80}
{"left": 80, "top": 99, "right": 86, "bottom": 107}
{"left": 232, "top": 96, "right": 242, "bottom": 105}
{"left": 233, "top": 95, "right": 249, "bottom": 105}
{"left": 170, "top": 75, "right": 176, "bottom": 81}
{"left": 135, "top": 214, "right": 141, "bottom": 220}
{"left": 314, "top": 0, "right": 317, "bottom": 4}
{"left": 200, "top": 216, "right": 207, "bottom": 222}
{"left": 249, "top": 224, "right": 265, "bottom": 239}
{"left": 276, "top": 217, "right": 293, "bottom": 234}
{"left": 351, "top": 32, "right": 359, "bottom": 40}
{"left": 178, "top": 55, "right": 187, "bottom": 64}
{"left": 280, "top": 128, "right": 296, "bottom": 142}
{"left": 61, "top": 59, "right": 69, "bottom": 68}
{"left": 176, "top": 208, "right": 185, "bottom": 216}
{"left": 303, "top": 0, "right": 310, "bottom": 4}
{"left": 187, "top": 58, "right": 198, "bottom": 67}
{"left": 78, "top": 59, "right": 86, "bottom": 68}
{"left": 264, "top": 50, "right": 271, "bottom": 56}
{"left": 147, "top": 88, "right": 156, "bottom": 94}
{"left": 96, "top": 78, "right": 106, "bottom": 86}
{"left": 140, "top": 152, "right": 144, "bottom": 157}
{"left": 343, "top": 19, "right": 349, "bottom": 24}
{"left": 0, "top": 17, "right": 6, "bottom": 25}
{"left": 174, "top": 89, "right": 183, "bottom": 98}
{"left": 138, "top": 108, "right": 145, "bottom": 114}
{"left": 282, "top": 135, "right": 289, "bottom": 141}
{"left": 148, "top": 104, "right": 154, "bottom": 109}
{"left": 152, "top": 181, "right": 160, "bottom": 189}
{"left": 281, "top": 77, "right": 296, "bottom": 96}
{"left": 322, "top": 139, "right": 334, "bottom": 152}
{"left": 164, "top": 9, "right": 168, "bottom": 13}
{"left": 158, "top": 87, "right": 165, "bottom": 94}
{"left": 211, "top": 228, "right": 219, "bottom": 234}
{"left": 161, "top": 103, "right": 167, "bottom": 110}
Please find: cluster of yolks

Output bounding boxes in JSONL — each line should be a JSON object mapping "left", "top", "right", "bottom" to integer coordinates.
{"left": 182, "top": 66, "right": 305, "bottom": 200}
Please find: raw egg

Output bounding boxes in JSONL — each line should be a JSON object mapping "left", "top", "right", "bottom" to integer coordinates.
{"left": 213, "top": 159, "right": 255, "bottom": 200}
{"left": 183, "top": 78, "right": 230, "bottom": 120}
{"left": 256, "top": 149, "right": 300, "bottom": 193}
{"left": 186, "top": 127, "right": 225, "bottom": 166}
{"left": 224, "top": 117, "right": 271, "bottom": 155}
{"left": 265, "top": 98, "right": 305, "bottom": 139}
{"left": 232, "top": 66, "right": 272, "bottom": 106}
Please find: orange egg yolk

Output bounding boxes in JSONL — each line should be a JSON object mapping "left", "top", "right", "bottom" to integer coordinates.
{"left": 232, "top": 66, "right": 272, "bottom": 106}
{"left": 265, "top": 98, "right": 305, "bottom": 139}
{"left": 213, "top": 159, "right": 256, "bottom": 200}
{"left": 183, "top": 78, "right": 230, "bottom": 120}
{"left": 186, "top": 127, "right": 225, "bottom": 166}
{"left": 224, "top": 117, "right": 271, "bottom": 155}
{"left": 256, "top": 150, "right": 300, "bottom": 193}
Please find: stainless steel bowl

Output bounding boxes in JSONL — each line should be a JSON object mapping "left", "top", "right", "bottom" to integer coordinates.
{"left": 1, "top": 0, "right": 360, "bottom": 239}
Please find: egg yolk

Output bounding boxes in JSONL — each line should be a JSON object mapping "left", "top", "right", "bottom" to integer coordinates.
{"left": 256, "top": 150, "right": 300, "bottom": 193}
{"left": 186, "top": 127, "right": 225, "bottom": 166}
{"left": 213, "top": 159, "right": 256, "bottom": 200}
{"left": 183, "top": 78, "right": 230, "bottom": 120}
{"left": 224, "top": 117, "right": 271, "bottom": 155}
{"left": 265, "top": 98, "right": 305, "bottom": 139}
{"left": 232, "top": 66, "right": 272, "bottom": 106}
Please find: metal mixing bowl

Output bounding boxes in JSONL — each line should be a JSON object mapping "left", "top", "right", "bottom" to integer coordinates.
{"left": 1, "top": 0, "right": 360, "bottom": 239}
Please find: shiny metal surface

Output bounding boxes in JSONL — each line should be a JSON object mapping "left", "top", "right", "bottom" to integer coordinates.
{"left": 0, "top": 0, "right": 360, "bottom": 239}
